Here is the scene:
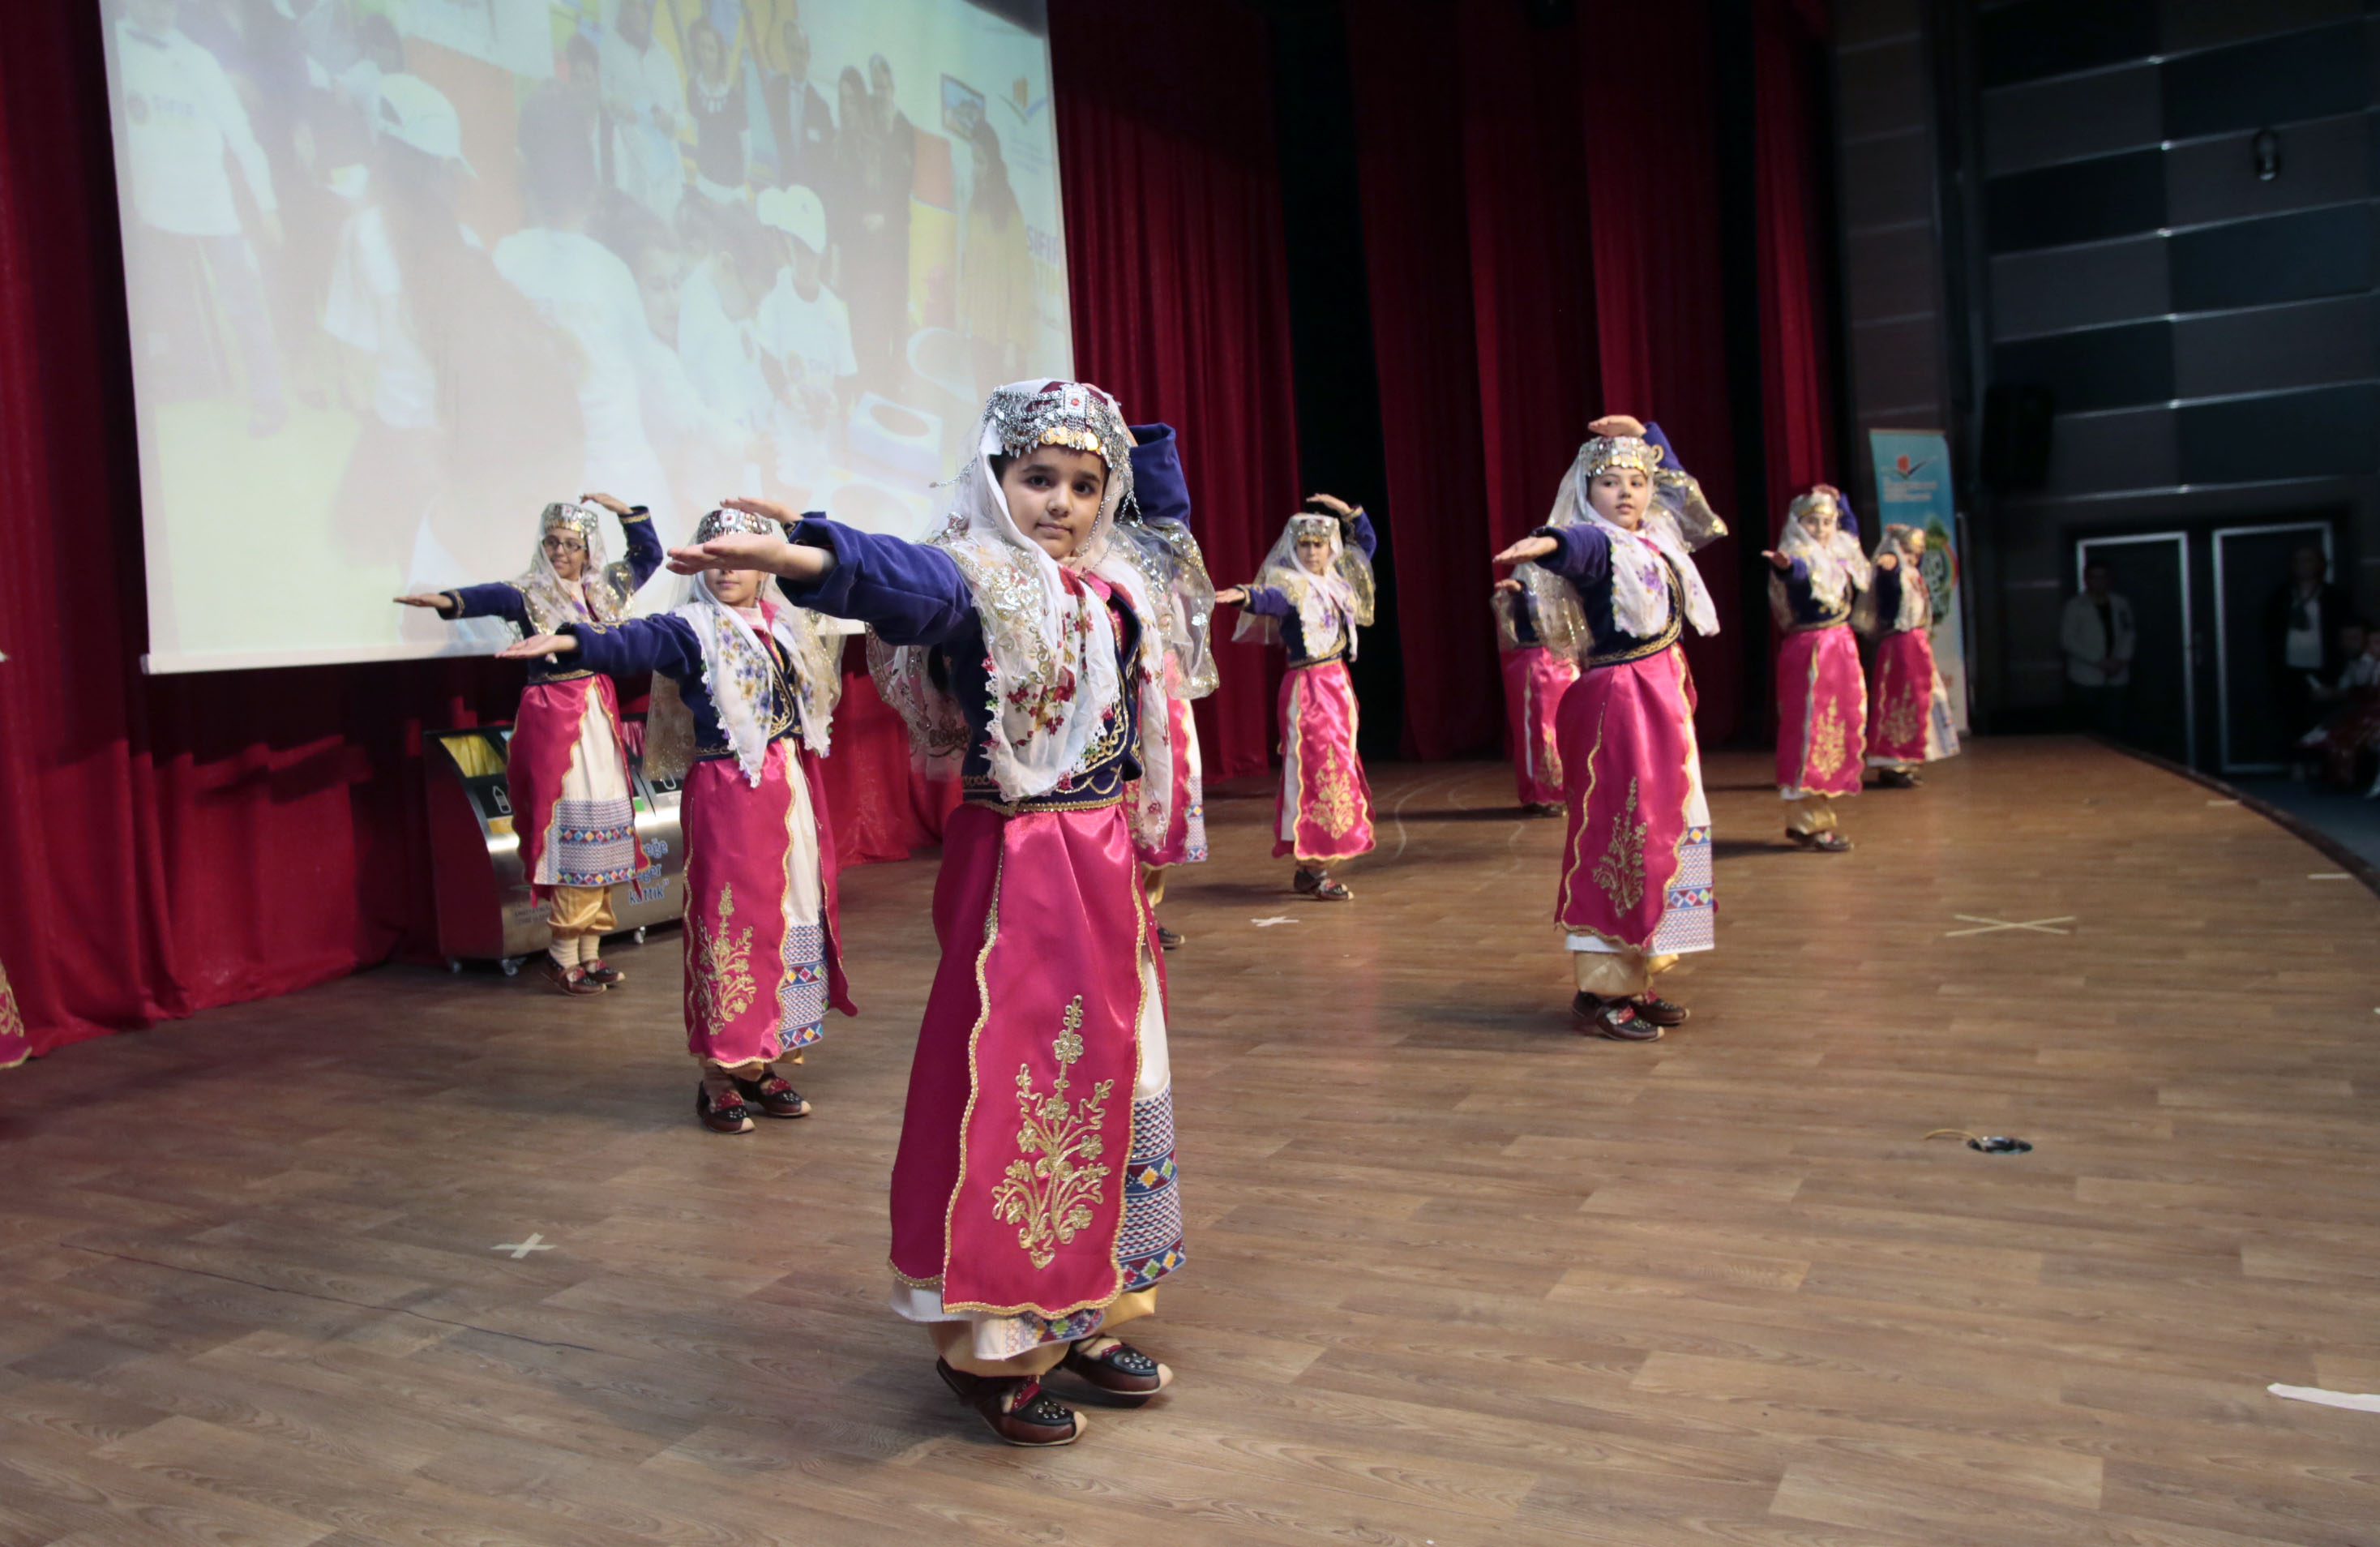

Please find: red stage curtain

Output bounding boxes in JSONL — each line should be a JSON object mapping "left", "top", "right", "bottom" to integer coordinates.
{"left": 1344, "top": 0, "right": 1749, "bottom": 752}
{"left": 1756, "top": 0, "right": 1841, "bottom": 516}
{"left": 1344, "top": 1, "right": 1500, "bottom": 761}
{"left": 1576, "top": 0, "right": 1748, "bottom": 746}
{"left": 1048, "top": 0, "right": 1301, "bottom": 779}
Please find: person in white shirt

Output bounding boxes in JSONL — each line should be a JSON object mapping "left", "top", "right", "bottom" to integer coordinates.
{"left": 755, "top": 183, "right": 855, "bottom": 472}
{"left": 113, "top": 0, "right": 287, "bottom": 434}
{"left": 2060, "top": 559, "right": 2135, "bottom": 738}
{"left": 496, "top": 89, "right": 683, "bottom": 535}
{"left": 599, "top": 0, "right": 689, "bottom": 226}
{"left": 323, "top": 75, "right": 584, "bottom": 626}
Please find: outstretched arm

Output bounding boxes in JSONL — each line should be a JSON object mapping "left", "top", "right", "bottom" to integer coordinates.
{"left": 396, "top": 582, "right": 529, "bottom": 629}
{"left": 1499, "top": 525, "right": 1610, "bottom": 585}
{"left": 675, "top": 498, "right": 977, "bottom": 646}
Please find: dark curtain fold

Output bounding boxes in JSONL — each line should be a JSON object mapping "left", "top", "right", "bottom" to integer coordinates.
{"left": 1755, "top": 0, "right": 1842, "bottom": 517}
{"left": 1050, "top": 0, "right": 1303, "bottom": 780}
{"left": 1344, "top": 0, "right": 1500, "bottom": 761}
{"left": 1577, "top": 0, "right": 1748, "bottom": 745}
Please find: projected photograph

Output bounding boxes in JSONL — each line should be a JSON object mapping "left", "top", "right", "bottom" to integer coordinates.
{"left": 102, "top": 0, "right": 1070, "bottom": 671}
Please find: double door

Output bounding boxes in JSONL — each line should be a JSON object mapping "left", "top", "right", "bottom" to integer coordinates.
{"left": 2072, "top": 517, "right": 2340, "bottom": 773}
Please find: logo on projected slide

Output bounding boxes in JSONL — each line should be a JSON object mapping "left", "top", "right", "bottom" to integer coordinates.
{"left": 127, "top": 92, "right": 150, "bottom": 125}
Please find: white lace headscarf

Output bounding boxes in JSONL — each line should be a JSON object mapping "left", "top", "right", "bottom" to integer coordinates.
{"left": 1232, "top": 512, "right": 1376, "bottom": 659}
{"left": 1768, "top": 486, "right": 1870, "bottom": 630}
{"left": 1108, "top": 517, "right": 1219, "bottom": 700}
{"left": 867, "top": 379, "right": 1174, "bottom": 846}
{"left": 642, "top": 508, "right": 844, "bottom": 786}
{"left": 1520, "top": 432, "right": 1724, "bottom": 661}
{"left": 1855, "top": 523, "right": 1931, "bottom": 636}
{"left": 515, "top": 501, "right": 640, "bottom": 635}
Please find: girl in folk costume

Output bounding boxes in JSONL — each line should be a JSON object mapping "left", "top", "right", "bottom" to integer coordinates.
{"left": 1493, "top": 576, "right": 1580, "bottom": 816}
{"left": 1214, "top": 495, "right": 1378, "bottom": 901}
{"left": 665, "top": 381, "right": 1192, "bottom": 1447}
{"left": 1492, "top": 417, "right": 1725, "bottom": 1043}
{"left": 1109, "top": 423, "right": 1217, "bottom": 949}
{"left": 502, "top": 508, "right": 852, "bottom": 1134}
{"left": 1764, "top": 484, "right": 1870, "bottom": 852}
{"left": 396, "top": 495, "right": 660, "bottom": 993}
{"left": 1858, "top": 523, "right": 1960, "bottom": 786}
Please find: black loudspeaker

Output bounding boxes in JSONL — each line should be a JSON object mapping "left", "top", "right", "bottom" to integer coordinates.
{"left": 1981, "top": 384, "right": 2055, "bottom": 493}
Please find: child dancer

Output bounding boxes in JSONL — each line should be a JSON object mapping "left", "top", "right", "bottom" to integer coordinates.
{"left": 499, "top": 508, "right": 851, "bottom": 1134}
{"left": 1110, "top": 424, "right": 1217, "bottom": 949}
{"left": 1859, "top": 523, "right": 1959, "bottom": 786}
{"left": 664, "top": 382, "right": 1190, "bottom": 1447}
{"left": 396, "top": 495, "right": 659, "bottom": 993}
{"left": 1494, "top": 576, "right": 1578, "bottom": 816}
{"left": 1764, "top": 484, "right": 1869, "bottom": 851}
{"left": 1213, "top": 496, "right": 1377, "bottom": 901}
{"left": 1492, "top": 417, "right": 1725, "bottom": 1041}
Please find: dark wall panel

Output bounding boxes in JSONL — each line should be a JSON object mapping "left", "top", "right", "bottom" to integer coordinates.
{"left": 1981, "top": 64, "right": 2160, "bottom": 177}
{"left": 1980, "top": 0, "right": 2159, "bottom": 88}
{"left": 1986, "top": 150, "right": 2166, "bottom": 252}
{"left": 2177, "top": 384, "right": 2380, "bottom": 482}
{"left": 2173, "top": 295, "right": 2376, "bottom": 397}
{"left": 2161, "top": 24, "right": 2368, "bottom": 139}
{"left": 2046, "top": 407, "right": 2179, "bottom": 494}
{"left": 1995, "top": 320, "right": 2176, "bottom": 412}
{"left": 1990, "top": 237, "right": 2169, "bottom": 340}
{"left": 2169, "top": 205, "right": 2377, "bottom": 312}
{"left": 2160, "top": 0, "right": 2361, "bottom": 54}
{"left": 2164, "top": 114, "right": 2374, "bottom": 229}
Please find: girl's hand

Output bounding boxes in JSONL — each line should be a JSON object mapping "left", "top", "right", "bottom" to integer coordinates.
{"left": 1494, "top": 535, "right": 1558, "bottom": 565}
{"left": 1305, "top": 491, "right": 1357, "bottom": 521}
{"left": 1493, "top": 577, "right": 1523, "bottom": 596}
{"left": 395, "top": 593, "right": 454, "bottom": 614}
{"left": 499, "top": 632, "right": 578, "bottom": 660}
{"left": 1761, "top": 549, "right": 1792, "bottom": 572}
{"left": 1213, "top": 586, "right": 1248, "bottom": 608}
{"left": 1876, "top": 551, "right": 1898, "bottom": 572}
{"left": 580, "top": 491, "right": 634, "bottom": 516}
{"left": 721, "top": 495, "right": 798, "bottom": 529}
{"left": 1588, "top": 414, "right": 1646, "bottom": 439}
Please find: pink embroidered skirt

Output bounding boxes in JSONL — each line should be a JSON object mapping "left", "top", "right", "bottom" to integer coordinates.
{"left": 678, "top": 739, "right": 852, "bottom": 1068}
{"left": 1865, "top": 628, "right": 1960, "bottom": 766}
{"left": 1556, "top": 645, "right": 1714, "bottom": 956}
{"left": 1274, "top": 661, "right": 1374, "bottom": 864}
{"left": 1775, "top": 624, "right": 1867, "bottom": 799}
{"left": 1132, "top": 672, "right": 1208, "bottom": 869}
{"left": 508, "top": 675, "right": 636, "bottom": 899}
{"left": 1502, "top": 644, "right": 1578, "bottom": 807}
{"left": 889, "top": 799, "right": 1184, "bottom": 1339}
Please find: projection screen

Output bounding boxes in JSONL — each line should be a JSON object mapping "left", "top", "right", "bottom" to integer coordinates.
{"left": 102, "top": 0, "right": 1069, "bottom": 672}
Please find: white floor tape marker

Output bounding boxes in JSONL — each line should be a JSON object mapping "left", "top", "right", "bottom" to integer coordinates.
{"left": 2269, "top": 1384, "right": 2380, "bottom": 1413}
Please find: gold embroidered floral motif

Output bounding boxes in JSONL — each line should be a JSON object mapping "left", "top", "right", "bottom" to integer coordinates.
{"left": 992, "top": 997, "right": 1115, "bottom": 1270}
{"left": 1808, "top": 702, "right": 1849, "bottom": 780}
{"left": 1879, "top": 686, "right": 1924, "bottom": 748}
{"left": 694, "top": 883, "right": 758, "bottom": 1027}
{"left": 1311, "top": 749, "right": 1360, "bottom": 838}
{"left": 1593, "top": 778, "right": 1647, "bottom": 911}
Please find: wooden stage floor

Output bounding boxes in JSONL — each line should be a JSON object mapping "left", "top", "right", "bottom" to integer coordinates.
{"left": 3, "top": 737, "right": 2378, "bottom": 1546}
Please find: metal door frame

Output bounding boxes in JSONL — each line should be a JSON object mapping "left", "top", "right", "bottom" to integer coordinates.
{"left": 2211, "top": 521, "right": 2334, "bottom": 774}
{"left": 2075, "top": 531, "right": 2194, "bottom": 765}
